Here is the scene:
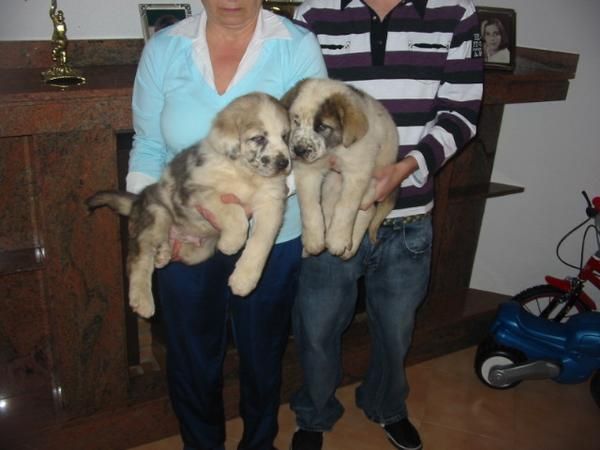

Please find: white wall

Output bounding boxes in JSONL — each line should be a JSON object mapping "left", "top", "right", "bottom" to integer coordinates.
{"left": 2, "top": 0, "right": 599, "bottom": 300}
{"left": 0, "top": 0, "right": 204, "bottom": 40}
{"left": 468, "top": 0, "right": 600, "bottom": 300}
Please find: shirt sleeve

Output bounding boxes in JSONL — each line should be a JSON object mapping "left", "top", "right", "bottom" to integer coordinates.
{"left": 408, "top": 3, "right": 484, "bottom": 185}
{"left": 284, "top": 25, "right": 328, "bottom": 89}
{"left": 127, "top": 37, "right": 169, "bottom": 193}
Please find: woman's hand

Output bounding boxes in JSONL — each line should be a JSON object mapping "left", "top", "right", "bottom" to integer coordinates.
{"left": 169, "top": 194, "right": 251, "bottom": 262}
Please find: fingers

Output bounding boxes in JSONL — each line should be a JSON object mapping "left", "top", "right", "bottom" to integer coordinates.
{"left": 219, "top": 193, "right": 252, "bottom": 217}
{"left": 171, "top": 238, "right": 182, "bottom": 261}
{"left": 220, "top": 193, "right": 241, "bottom": 205}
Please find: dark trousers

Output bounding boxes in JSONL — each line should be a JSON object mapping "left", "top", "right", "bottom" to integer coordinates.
{"left": 156, "top": 237, "right": 302, "bottom": 450}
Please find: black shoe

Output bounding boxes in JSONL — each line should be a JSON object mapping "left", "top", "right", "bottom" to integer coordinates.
{"left": 289, "top": 429, "right": 323, "bottom": 450}
{"left": 383, "top": 418, "right": 422, "bottom": 450}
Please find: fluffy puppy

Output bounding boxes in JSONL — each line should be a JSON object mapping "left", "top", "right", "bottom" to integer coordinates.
{"left": 86, "top": 93, "right": 291, "bottom": 318}
{"left": 282, "top": 78, "right": 398, "bottom": 259}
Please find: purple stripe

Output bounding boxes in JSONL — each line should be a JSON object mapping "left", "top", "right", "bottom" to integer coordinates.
{"left": 455, "top": 12, "right": 479, "bottom": 35}
{"left": 421, "top": 134, "right": 446, "bottom": 169}
{"left": 385, "top": 51, "right": 447, "bottom": 67}
{"left": 398, "top": 144, "right": 417, "bottom": 159}
{"left": 398, "top": 180, "right": 433, "bottom": 198}
{"left": 383, "top": 99, "right": 436, "bottom": 114}
{"left": 305, "top": 7, "right": 368, "bottom": 24}
{"left": 445, "top": 57, "right": 482, "bottom": 72}
{"left": 438, "top": 99, "right": 481, "bottom": 113}
{"left": 421, "top": 5, "right": 463, "bottom": 21}
{"left": 440, "top": 112, "right": 474, "bottom": 145}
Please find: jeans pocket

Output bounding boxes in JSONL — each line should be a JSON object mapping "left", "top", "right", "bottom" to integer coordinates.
{"left": 403, "top": 218, "right": 432, "bottom": 255}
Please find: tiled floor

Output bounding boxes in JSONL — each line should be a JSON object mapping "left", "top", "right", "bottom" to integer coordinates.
{"left": 129, "top": 346, "right": 600, "bottom": 450}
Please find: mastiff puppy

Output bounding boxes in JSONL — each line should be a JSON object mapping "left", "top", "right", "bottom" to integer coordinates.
{"left": 282, "top": 78, "right": 398, "bottom": 259}
{"left": 86, "top": 93, "right": 291, "bottom": 317}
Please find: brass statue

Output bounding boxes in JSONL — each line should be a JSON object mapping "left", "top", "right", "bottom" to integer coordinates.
{"left": 41, "top": 0, "right": 85, "bottom": 88}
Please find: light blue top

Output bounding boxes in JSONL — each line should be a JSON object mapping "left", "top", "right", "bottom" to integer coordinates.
{"left": 127, "top": 8, "right": 327, "bottom": 243}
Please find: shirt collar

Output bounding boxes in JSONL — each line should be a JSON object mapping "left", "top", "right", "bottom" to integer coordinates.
{"left": 178, "top": 8, "right": 290, "bottom": 94}
{"left": 169, "top": 7, "right": 291, "bottom": 42}
{"left": 341, "top": 0, "right": 427, "bottom": 18}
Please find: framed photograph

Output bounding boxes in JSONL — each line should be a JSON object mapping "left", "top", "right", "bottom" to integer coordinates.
{"left": 139, "top": 3, "right": 192, "bottom": 41}
{"left": 477, "top": 7, "right": 516, "bottom": 71}
{"left": 263, "top": 1, "right": 301, "bottom": 20}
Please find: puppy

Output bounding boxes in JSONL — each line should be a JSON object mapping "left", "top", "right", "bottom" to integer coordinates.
{"left": 282, "top": 78, "right": 398, "bottom": 259}
{"left": 86, "top": 93, "right": 291, "bottom": 318}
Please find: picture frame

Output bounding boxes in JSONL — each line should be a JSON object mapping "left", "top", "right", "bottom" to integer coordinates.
{"left": 139, "top": 3, "right": 192, "bottom": 41}
{"left": 263, "top": 1, "right": 301, "bottom": 20}
{"left": 476, "top": 6, "right": 516, "bottom": 71}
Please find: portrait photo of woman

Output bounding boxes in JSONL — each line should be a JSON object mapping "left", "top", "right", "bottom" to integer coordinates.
{"left": 482, "top": 18, "right": 510, "bottom": 63}
{"left": 477, "top": 7, "right": 516, "bottom": 70}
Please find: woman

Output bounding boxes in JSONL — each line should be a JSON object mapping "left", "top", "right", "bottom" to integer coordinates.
{"left": 482, "top": 17, "right": 510, "bottom": 64}
{"left": 126, "top": 1, "right": 327, "bottom": 449}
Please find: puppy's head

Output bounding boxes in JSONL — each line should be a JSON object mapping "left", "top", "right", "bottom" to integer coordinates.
{"left": 282, "top": 79, "right": 369, "bottom": 163}
{"left": 208, "top": 93, "right": 291, "bottom": 177}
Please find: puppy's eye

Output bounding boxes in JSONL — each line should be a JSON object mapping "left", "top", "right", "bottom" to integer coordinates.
{"left": 250, "top": 135, "right": 267, "bottom": 146}
{"left": 315, "top": 123, "right": 331, "bottom": 134}
{"left": 293, "top": 117, "right": 301, "bottom": 127}
{"left": 282, "top": 131, "right": 290, "bottom": 143}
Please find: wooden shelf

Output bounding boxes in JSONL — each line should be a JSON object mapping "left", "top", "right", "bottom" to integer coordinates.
{"left": 484, "top": 47, "right": 578, "bottom": 105}
{"left": 449, "top": 182, "right": 525, "bottom": 202}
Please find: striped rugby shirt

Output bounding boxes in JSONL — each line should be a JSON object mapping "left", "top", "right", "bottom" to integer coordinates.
{"left": 293, "top": 0, "right": 483, "bottom": 217}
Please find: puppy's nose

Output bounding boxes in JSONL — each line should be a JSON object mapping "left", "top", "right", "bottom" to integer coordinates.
{"left": 275, "top": 156, "right": 289, "bottom": 171}
{"left": 293, "top": 145, "right": 309, "bottom": 158}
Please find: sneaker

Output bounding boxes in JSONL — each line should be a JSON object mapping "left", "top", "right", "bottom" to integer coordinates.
{"left": 383, "top": 418, "right": 422, "bottom": 450}
{"left": 289, "top": 429, "right": 323, "bottom": 450}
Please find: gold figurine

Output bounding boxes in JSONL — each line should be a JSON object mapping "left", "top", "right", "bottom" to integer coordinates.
{"left": 41, "top": 0, "right": 85, "bottom": 88}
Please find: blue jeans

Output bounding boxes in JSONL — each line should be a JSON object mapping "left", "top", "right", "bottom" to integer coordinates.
{"left": 290, "top": 217, "right": 432, "bottom": 431}
{"left": 157, "top": 237, "right": 302, "bottom": 450}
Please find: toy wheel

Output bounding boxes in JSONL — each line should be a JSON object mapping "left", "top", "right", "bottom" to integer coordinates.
{"left": 514, "top": 284, "right": 589, "bottom": 322}
{"left": 475, "top": 336, "right": 526, "bottom": 389}
{"left": 590, "top": 371, "right": 600, "bottom": 408}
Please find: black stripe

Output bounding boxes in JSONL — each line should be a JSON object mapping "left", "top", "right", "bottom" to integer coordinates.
{"left": 328, "top": 65, "right": 443, "bottom": 82}
{"left": 444, "top": 69, "right": 484, "bottom": 85}
{"left": 394, "top": 190, "right": 434, "bottom": 210}
{"left": 416, "top": 140, "right": 437, "bottom": 172}
{"left": 391, "top": 111, "right": 437, "bottom": 127}
{"left": 311, "top": 19, "right": 370, "bottom": 36}
{"left": 388, "top": 17, "right": 458, "bottom": 34}
{"left": 437, "top": 115, "right": 466, "bottom": 147}
{"left": 311, "top": 16, "right": 461, "bottom": 37}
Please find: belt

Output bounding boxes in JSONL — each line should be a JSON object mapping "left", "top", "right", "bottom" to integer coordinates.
{"left": 381, "top": 212, "right": 431, "bottom": 227}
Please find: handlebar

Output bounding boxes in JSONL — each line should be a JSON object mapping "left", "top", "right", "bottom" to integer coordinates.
{"left": 582, "top": 191, "right": 599, "bottom": 219}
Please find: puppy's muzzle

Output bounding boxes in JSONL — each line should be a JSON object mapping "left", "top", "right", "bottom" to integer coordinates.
{"left": 262, "top": 153, "right": 290, "bottom": 174}
{"left": 292, "top": 144, "right": 313, "bottom": 160}
{"left": 275, "top": 154, "right": 290, "bottom": 171}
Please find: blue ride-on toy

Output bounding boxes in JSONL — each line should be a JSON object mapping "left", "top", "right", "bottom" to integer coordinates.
{"left": 475, "top": 301, "right": 600, "bottom": 407}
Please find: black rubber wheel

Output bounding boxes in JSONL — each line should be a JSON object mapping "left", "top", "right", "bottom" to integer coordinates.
{"left": 513, "top": 284, "right": 589, "bottom": 322}
{"left": 590, "top": 371, "right": 600, "bottom": 408}
{"left": 475, "top": 336, "right": 526, "bottom": 389}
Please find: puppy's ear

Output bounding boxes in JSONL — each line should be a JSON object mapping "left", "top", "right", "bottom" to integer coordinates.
{"left": 207, "top": 102, "right": 245, "bottom": 159}
{"left": 329, "top": 93, "right": 369, "bottom": 147}
{"left": 281, "top": 79, "right": 309, "bottom": 109}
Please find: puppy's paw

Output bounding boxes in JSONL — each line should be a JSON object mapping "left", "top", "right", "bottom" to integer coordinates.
{"left": 129, "top": 294, "right": 155, "bottom": 318}
{"left": 154, "top": 242, "right": 172, "bottom": 268}
{"left": 340, "top": 247, "right": 358, "bottom": 261}
{"left": 326, "top": 233, "right": 352, "bottom": 256}
{"left": 302, "top": 232, "right": 325, "bottom": 255}
{"left": 217, "top": 232, "right": 246, "bottom": 255}
{"left": 228, "top": 266, "right": 258, "bottom": 297}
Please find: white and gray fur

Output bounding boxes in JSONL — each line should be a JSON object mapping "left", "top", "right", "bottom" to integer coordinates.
{"left": 86, "top": 93, "right": 291, "bottom": 317}
{"left": 282, "top": 78, "right": 398, "bottom": 259}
